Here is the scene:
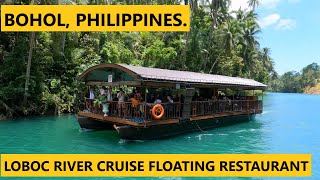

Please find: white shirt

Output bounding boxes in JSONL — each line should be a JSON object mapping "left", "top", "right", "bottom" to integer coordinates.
{"left": 154, "top": 99, "right": 162, "bottom": 104}
{"left": 107, "top": 92, "right": 112, "bottom": 101}
{"left": 117, "top": 92, "right": 125, "bottom": 102}
{"left": 89, "top": 89, "right": 94, "bottom": 99}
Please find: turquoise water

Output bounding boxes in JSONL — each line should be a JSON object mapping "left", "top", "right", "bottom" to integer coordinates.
{"left": 0, "top": 93, "right": 319, "bottom": 179}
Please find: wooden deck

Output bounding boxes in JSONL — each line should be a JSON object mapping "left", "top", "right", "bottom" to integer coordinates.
{"left": 78, "top": 111, "right": 142, "bottom": 126}
{"left": 78, "top": 109, "right": 261, "bottom": 127}
{"left": 78, "top": 111, "right": 179, "bottom": 127}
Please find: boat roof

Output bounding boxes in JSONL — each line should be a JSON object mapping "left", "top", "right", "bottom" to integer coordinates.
{"left": 77, "top": 63, "right": 267, "bottom": 89}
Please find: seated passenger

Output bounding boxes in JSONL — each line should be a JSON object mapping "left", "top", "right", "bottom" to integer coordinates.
{"left": 154, "top": 95, "right": 162, "bottom": 104}
{"left": 212, "top": 95, "right": 217, "bottom": 101}
{"left": 173, "top": 95, "right": 180, "bottom": 102}
{"left": 167, "top": 95, "right": 173, "bottom": 103}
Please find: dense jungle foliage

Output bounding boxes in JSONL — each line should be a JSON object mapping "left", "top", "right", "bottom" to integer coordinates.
{"left": 270, "top": 63, "right": 320, "bottom": 93}
{"left": 0, "top": 0, "right": 278, "bottom": 118}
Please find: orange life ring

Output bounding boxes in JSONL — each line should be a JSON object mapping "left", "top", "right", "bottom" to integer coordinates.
{"left": 151, "top": 104, "right": 165, "bottom": 120}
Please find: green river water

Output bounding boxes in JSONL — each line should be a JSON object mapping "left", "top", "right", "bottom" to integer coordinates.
{"left": 0, "top": 93, "right": 319, "bottom": 179}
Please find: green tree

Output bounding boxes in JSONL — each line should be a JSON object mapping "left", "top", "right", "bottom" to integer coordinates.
{"left": 248, "top": 0, "right": 260, "bottom": 11}
{"left": 0, "top": 0, "right": 277, "bottom": 118}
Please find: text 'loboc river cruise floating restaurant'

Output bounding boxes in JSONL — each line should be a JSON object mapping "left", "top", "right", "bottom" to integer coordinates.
{"left": 76, "top": 64, "right": 266, "bottom": 140}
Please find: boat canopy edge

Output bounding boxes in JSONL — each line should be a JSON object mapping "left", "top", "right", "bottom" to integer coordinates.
{"left": 77, "top": 63, "right": 267, "bottom": 90}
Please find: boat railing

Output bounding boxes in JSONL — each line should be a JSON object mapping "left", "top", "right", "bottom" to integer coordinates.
{"left": 190, "top": 100, "right": 262, "bottom": 117}
{"left": 84, "top": 100, "right": 182, "bottom": 123}
{"left": 84, "top": 99, "right": 262, "bottom": 122}
{"left": 109, "top": 102, "right": 182, "bottom": 122}
{"left": 143, "top": 102, "right": 182, "bottom": 121}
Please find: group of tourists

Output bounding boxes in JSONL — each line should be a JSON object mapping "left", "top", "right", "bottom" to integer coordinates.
{"left": 191, "top": 90, "right": 252, "bottom": 115}
{"left": 85, "top": 86, "right": 178, "bottom": 119}
{"left": 85, "top": 86, "right": 253, "bottom": 120}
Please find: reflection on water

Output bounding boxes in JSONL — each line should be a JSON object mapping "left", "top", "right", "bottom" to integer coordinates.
{"left": 0, "top": 93, "right": 319, "bottom": 179}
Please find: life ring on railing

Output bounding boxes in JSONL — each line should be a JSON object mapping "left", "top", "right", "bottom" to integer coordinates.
{"left": 151, "top": 104, "right": 165, "bottom": 120}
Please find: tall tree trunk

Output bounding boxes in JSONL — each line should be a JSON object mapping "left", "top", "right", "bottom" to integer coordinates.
{"left": 205, "top": 0, "right": 217, "bottom": 73}
{"left": 181, "top": 33, "right": 189, "bottom": 70}
{"left": 61, "top": 32, "right": 66, "bottom": 53}
{"left": 23, "top": 32, "right": 36, "bottom": 105}
{"left": 181, "top": 0, "right": 191, "bottom": 70}
{"left": 209, "top": 51, "right": 222, "bottom": 73}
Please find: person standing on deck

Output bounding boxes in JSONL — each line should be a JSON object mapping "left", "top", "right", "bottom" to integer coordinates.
{"left": 99, "top": 87, "right": 108, "bottom": 116}
{"left": 129, "top": 94, "right": 140, "bottom": 117}
{"left": 99, "top": 87, "right": 106, "bottom": 96}
{"left": 129, "top": 94, "right": 140, "bottom": 108}
{"left": 105, "top": 87, "right": 113, "bottom": 116}
{"left": 85, "top": 86, "right": 95, "bottom": 112}
{"left": 107, "top": 88, "right": 113, "bottom": 102}
{"left": 89, "top": 86, "right": 95, "bottom": 100}
{"left": 134, "top": 89, "right": 142, "bottom": 101}
{"left": 117, "top": 88, "right": 126, "bottom": 117}
{"left": 166, "top": 95, "right": 174, "bottom": 117}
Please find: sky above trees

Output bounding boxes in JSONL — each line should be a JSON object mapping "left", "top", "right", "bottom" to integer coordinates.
{"left": 231, "top": 0, "right": 320, "bottom": 75}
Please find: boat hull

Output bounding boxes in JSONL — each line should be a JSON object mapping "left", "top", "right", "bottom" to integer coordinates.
{"left": 76, "top": 115, "right": 115, "bottom": 130}
{"left": 115, "top": 114, "right": 255, "bottom": 140}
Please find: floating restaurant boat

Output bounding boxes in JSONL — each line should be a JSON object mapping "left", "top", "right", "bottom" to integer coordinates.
{"left": 76, "top": 64, "right": 266, "bottom": 140}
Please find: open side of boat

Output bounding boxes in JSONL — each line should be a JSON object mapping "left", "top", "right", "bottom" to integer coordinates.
{"left": 75, "top": 63, "right": 266, "bottom": 140}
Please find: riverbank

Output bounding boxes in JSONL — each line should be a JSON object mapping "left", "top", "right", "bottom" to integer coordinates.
{"left": 304, "top": 82, "right": 320, "bottom": 94}
{"left": 0, "top": 115, "right": 8, "bottom": 121}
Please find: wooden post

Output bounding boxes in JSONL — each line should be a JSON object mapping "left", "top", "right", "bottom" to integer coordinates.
{"left": 232, "top": 88, "right": 235, "bottom": 112}
{"left": 261, "top": 90, "right": 264, "bottom": 111}
{"left": 246, "top": 90, "right": 249, "bottom": 113}
{"left": 144, "top": 87, "right": 147, "bottom": 126}
{"left": 181, "top": 88, "right": 195, "bottom": 121}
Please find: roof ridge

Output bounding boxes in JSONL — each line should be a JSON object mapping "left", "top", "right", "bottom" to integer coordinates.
{"left": 76, "top": 63, "right": 267, "bottom": 88}
{"left": 118, "top": 64, "right": 262, "bottom": 83}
